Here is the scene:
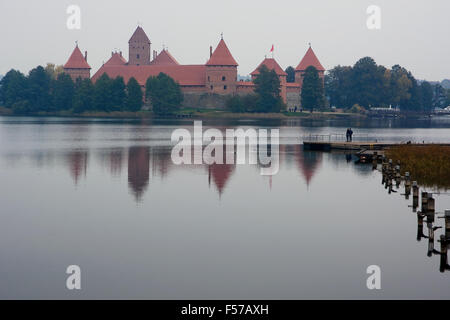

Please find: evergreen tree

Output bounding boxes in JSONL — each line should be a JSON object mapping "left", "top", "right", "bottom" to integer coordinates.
{"left": 145, "top": 73, "right": 183, "bottom": 115}
{"left": 351, "top": 57, "right": 383, "bottom": 108}
{"left": 432, "top": 84, "right": 447, "bottom": 109}
{"left": 419, "top": 81, "right": 433, "bottom": 112}
{"left": 301, "top": 66, "right": 324, "bottom": 112}
{"left": 0, "top": 69, "right": 28, "bottom": 108}
{"left": 226, "top": 95, "right": 245, "bottom": 113}
{"left": 110, "top": 76, "right": 126, "bottom": 111}
{"left": 253, "top": 65, "right": 283, "bottom": 113}
{"left": 285, "top": 66, "right": 295, "bottom": 83}
{"left": 226, "top": 94, "right": 259, "bottom": 113}
{"left": 72, "top": 78, "right": 95, "bottom": 113}
{"left": 52, "top": 73, "right": 74, "bottom": 111}
{"left": 27, "top": 66, "right": 52, "bottom": 112}
{"left": 445, "top": 89, "right": 450, "bottom": 107}
{"left": 324, "top": 65, "right": 352, "bottom": 108}
{"left": 125, "top": 77, "right": 143, "bottom": 112}
{"left": 93, "top": 73, "right": 113, "bottom": 111}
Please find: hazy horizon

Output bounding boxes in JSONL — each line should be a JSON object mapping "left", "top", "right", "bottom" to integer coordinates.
{"left": 0, "top": 0, "right": 449, "bottom": 81}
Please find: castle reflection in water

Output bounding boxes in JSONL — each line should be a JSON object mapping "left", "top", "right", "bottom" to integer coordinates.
{"left": 62, "top": 144, "right": 323, "bottom": 201}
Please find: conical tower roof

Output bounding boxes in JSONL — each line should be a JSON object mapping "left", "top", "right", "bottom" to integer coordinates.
{"left": 251, "top": 57, "right": 287, "bottom": 76}
{"left": 151, "top": 49, "right": 179, "bottom": 65}
{"left": 296, "top": 46, "right": 325, "bottom": 71}
{"left": 206, "top": 39, "right": 238, "bottom": 66}
{"left": 64, "top": 45, "right": 91, "bottom": 69}
{"left": 129, "top": 26, "right": 151, "bottom": 44}
{"left": 104, "top": 52, "right": 127, "bottom": 66}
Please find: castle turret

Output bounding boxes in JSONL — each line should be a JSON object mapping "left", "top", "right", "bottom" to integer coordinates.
{"left": 251, "top": 57, "right": 288, "bottom": 103}
{"left": 205, "top": 37, "right": 238, "bottom": 94}
{"left": 295, "top": 46, "right": 325, "bottom": 87}
{"left": 128, "top": 26, "right": 151, "bottom": 66}
{"left": 63, "top": 44, "right": 91, "bottom": 81}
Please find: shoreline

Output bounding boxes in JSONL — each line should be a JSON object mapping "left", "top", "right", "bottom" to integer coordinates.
{"left": 0, "top": 107, "right": 369, "bottom": 120}
{"left": 0, "top": 106, "right": 443, "bottom": 120}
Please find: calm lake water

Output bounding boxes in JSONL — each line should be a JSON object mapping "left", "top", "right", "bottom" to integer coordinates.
{"left": 1, "top": 115, "right": 450, "bottom": 299}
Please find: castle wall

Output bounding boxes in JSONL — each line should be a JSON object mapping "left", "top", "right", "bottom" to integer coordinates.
{"left": 236, "top": 85, "right": 255, "bottom": 95}
{"left": 286, "top": 90, "right": 301, "bottom": 108}
{"left": 181, "top": 92, "right": 228, "bottom": 110}
{"left": 64, "top": 68, "right": 90, "bottom": 81}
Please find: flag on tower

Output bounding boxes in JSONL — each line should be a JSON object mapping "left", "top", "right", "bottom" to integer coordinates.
{"left": 270, "top": 44, "right": 274, "bottom": 52}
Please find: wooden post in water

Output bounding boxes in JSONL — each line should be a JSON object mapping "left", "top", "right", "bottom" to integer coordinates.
{"left": 372, "top": 151, "right": 378, "bottom": 169}
{"left": 440, "top": 235, "right": 448, "bottom": 273}
{"left": 395, "top": 165, "right": 401, "bottom": 187}
{"left": 382, "top": 158, "right": 387, "bottom": 172}
{"left": 421, "top": 192, "right": 428, "bottom": 214}
{"left": 387, "top": 178, "right": 393, "bottom": 193}
{"left": 404, "top": 172, "right": 411, "bottom": 199}
{"left": 417, "top": 212, "right": 424, "bottom": 241}
{"left": 427, "top": 203, "right": 435, "bottom": 256}
{"left": 445, "top": 210, "right": 450, "bottom": 241}
{"left": 412, "top": 181, "right": 419, "bottom": 211}
{"left": 426, "top": 194, "right": 435, "bottom": 248}
{"left": 427, "top": 194, "right": 435, "bottom": 215}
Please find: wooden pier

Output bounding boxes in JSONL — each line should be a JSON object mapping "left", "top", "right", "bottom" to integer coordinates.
{"left": 303, "top": 141, "right": 450, "bottom": 151}
{"left": 303, "top": 141, "right": 397, "bottom": 151}
{"left": 302, "top": 134, "right": 450, "bottom": 151}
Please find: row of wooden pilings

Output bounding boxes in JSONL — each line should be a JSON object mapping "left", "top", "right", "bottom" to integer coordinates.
{"left": 373, "top": 151, "right": 450, "bottom": 272}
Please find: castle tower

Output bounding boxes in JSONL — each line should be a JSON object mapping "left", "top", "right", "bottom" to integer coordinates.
{"left": 295, "top": 45, "right": 325, "bottom": 87}
{"left": 251, "top": 57, "right": 288, "bottom": 103}
{"left": 128, "top": 26, "right": 151, "bottom": 66}
{"left": 63, "top": 44, "right": 91, "bottom": 81}
{"left": 205, "top": 37, "right": 238, "bottom": 95}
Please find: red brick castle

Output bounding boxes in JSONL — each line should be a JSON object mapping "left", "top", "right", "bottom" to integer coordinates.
{"left": 63, "top": 26, "right": 325, "bottom": 109}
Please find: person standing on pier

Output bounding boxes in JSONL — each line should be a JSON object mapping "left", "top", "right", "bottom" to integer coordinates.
{"left": 349, "top": 128, "right": 353, "bottom": 142}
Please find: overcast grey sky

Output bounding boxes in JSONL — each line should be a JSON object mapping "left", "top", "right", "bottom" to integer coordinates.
{"left": 0, "top": 0, "right": 449, "bottom": 81}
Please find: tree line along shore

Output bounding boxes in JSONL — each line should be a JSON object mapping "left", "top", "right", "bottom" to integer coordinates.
{"left": 1, "top": 56, "right": 449, "bottom": 118}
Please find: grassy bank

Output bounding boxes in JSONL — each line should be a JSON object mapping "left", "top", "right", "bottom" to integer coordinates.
{"left": 0, "top": 108, "right": 153, "bottom": 118}
{"left": 385, "top": 145, "right": 450, "bottom": 189}
{"left": 179, "top": 108, "right": 367, "bottom": 120}
{"left": 0, "top": 106, "right": 367, "bottom": 120}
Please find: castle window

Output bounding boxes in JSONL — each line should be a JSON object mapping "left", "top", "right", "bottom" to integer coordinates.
{"left": 222, "top": 76, "right": 226, "bottom": 81}
{"left": 210, "top": 85, "right": 213, "bottom": 90}
{"left": 137, "top": 54, "right": 140, "bottom": 59}
{"left": 224, "top": 85, "right": 227, "bottom": 90}
{"left": 208, "top": 76, "right": 210, "bottom": 82}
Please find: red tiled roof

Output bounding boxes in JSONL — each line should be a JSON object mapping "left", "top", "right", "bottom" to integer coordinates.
{"left": 251, "top": 58, "right": 287, "bottom": 76}
{"left": 296, "top": 47, "right": 325, "bottom": 71}
{"left": 129, "top": 26, "right": 151, "bottom": 44}
{"left": 206, "top": 39, "right": 238, "bottom": 66}
{"left": 151, "top": 49, "right": 179, "bottom": 66}
{"left": 104, "top": 52, "right": 127, "bottom": 66}
{"left": 64, "top": 46, "right": 91, "bottom": 69}
{"left": 91, "top": 64, "right": 206, "bottom": 86}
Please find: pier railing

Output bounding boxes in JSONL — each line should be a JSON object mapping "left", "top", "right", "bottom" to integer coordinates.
{"left": 303, "top": 133, "right": 371, "bottom": 142}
